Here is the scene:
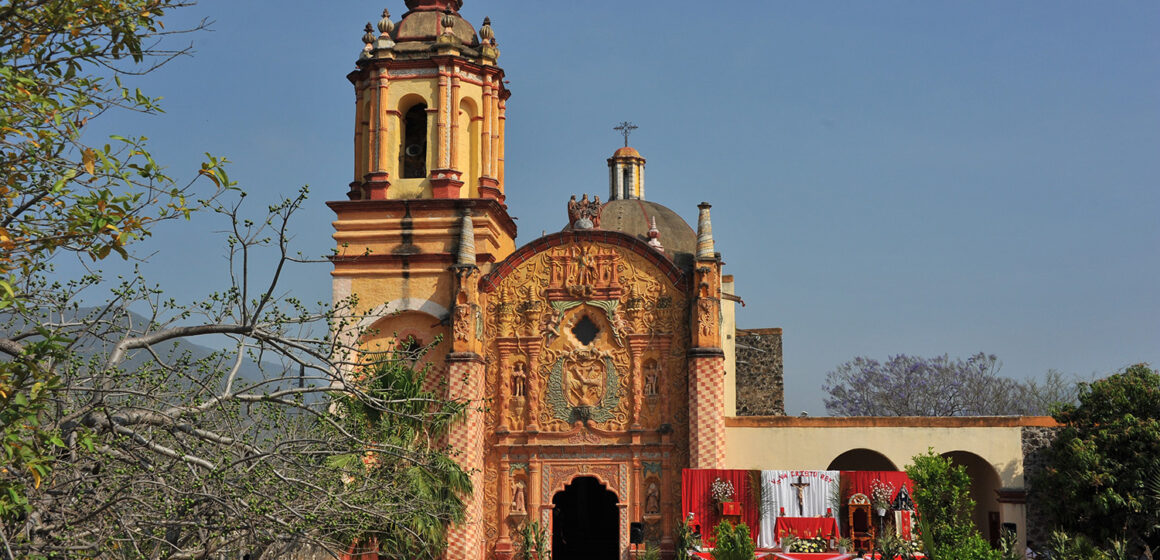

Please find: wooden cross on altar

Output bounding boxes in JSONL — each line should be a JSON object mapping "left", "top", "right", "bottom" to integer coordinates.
{"left": 790, "top": 476, "right": 811, "bottom": 516}
{"left": 614, "top": 121, "right": 638, "bottom": 147}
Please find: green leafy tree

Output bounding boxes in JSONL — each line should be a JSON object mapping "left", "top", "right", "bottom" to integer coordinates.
{"left": 1031, "top": 363, "right": 1160, "bottom": 556}
{"left": 1, "top": 0, "right": 226, "bottom": 544}
{"left": 1, "top": 1, "right": 473, "bottom": 557}
{"left": 905, "top": 450, "right": 999, "bottom": 560}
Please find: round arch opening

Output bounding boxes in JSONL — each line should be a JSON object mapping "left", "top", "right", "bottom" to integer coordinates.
{"left": 941, "top": 450, "right": 1003, "bottom": 546}
{"left": 827, "top": 448, "right": 899, "bottom": 471}
{"left": 551, "top": 476, "right": 620, "bottom": 560}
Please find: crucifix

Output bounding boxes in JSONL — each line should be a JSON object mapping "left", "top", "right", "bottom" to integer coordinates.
{"left": 613, "top": 121, "right": 638, "bottom": 147}
{"left": 789, "top": 476, "right": 811, "bottom": 516}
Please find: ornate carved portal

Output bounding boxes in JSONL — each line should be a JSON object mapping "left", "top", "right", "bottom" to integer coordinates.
{"left": 481, "top": 236, "right": 690, "bottom": 559}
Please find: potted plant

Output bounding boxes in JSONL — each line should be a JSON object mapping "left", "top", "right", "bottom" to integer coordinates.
{"left": 837, "top": 537, "right": 853, "bottom": 554}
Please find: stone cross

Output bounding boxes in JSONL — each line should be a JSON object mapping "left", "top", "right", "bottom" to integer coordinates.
{"left": 790, "top": 476, "right": 811, "bottom": 516}
{"left": 614, "top": 121, "right": 638, "bottom": 147}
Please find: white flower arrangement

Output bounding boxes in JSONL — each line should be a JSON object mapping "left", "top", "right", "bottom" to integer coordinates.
{"left": 870, "top": 479, "right": 896, "bottom": 511}
{"left": 710, "top": 477, "right": 735, "bottom": 503}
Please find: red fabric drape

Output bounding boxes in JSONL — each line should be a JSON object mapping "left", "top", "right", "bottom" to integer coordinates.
{"left": 840, "top": 471, "right": 913, "bottom": 502}
{"left": 681, "top": 469, "right": 761, "bottom": 546}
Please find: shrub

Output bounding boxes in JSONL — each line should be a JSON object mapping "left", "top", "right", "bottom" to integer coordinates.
{"left": 711, "top": 521, "right": 756, "bottom": 560}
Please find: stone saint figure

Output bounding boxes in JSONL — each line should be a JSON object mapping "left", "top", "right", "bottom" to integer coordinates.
{"left": 511, "top": 480, "right": 526, "bottom": 514}
{"left": 645, "top": 481, "right": 660, "bottom": 514}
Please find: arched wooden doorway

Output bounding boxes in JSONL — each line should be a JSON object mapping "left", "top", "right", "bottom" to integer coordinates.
{"left": 942, "top": 451, "right": 1002, "bottom": 546}
{"left": 552, "top": 476, "right": 620, "bottom": 560}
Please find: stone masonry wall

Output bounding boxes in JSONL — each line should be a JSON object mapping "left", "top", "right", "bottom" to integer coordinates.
{"left": 734, "top": 328, "right": 785, "bottom": 416}
{"left": 1022, "top": 425, "right": 1062, "bottom": 549}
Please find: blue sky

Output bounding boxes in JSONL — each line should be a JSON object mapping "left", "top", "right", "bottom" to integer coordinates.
{"left": 80, "top": 1, "right": 1159, "bottom": 414}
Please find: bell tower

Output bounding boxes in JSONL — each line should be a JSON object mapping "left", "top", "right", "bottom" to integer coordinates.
{"left": 347, "top": 0, "right": 509, "bottom": 201}
{"left": 328, "top": 5, "right": 515, "bottom": 558}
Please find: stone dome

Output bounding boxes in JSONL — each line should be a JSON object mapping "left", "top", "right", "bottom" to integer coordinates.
{"left": 599, "top": 199, "right": 696, "bottom": 271}
{"left": 612, "top": 146, "right": 642, "bottom": 159}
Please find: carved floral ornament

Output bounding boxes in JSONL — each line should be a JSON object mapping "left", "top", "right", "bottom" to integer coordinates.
{"left": 483, "top": 241, "right": 689, "bottom": 434}
{"left": 481, "top": 240, "right": 693, "bottom": 556}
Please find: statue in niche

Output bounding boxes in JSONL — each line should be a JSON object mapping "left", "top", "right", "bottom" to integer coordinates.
{"left": 645, "top": 481, "right": 660, "bottom": 514}
{"left": 511, "top": 479, "right": 526, "bottom": 514}
{"left": 643, "top": 359, "right": 659, "bottom": 397}
{"left": 573, "top": 244, "right": 597, "bottom": 287}
{"left": 510, "top": 362, "right": 526, "bottom": 397}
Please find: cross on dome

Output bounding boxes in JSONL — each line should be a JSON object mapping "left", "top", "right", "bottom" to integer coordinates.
{"left": 614, "top": 121, "right": 638, "bottom": 147}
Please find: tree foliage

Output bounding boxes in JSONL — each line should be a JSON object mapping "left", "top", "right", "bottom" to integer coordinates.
{"left": 1, "top": 2, "right": 472, "bottom": 557}
{"left": 1, "top": 0, "right": 222, "bottom": 549}
{"left": 905, "top": 450, "right": 999, "bottom": 560}
{"left": 1, "top": 0, "right": 224, "bottom": 304}
{"left": 823, "top": 353, "right": 1077, "bottom": 416}
{"left": 2, "top": 190, "right": 472, "bottom": 558}
{"left": 1031, "top": 363, "right": 1160, "bottom": 556}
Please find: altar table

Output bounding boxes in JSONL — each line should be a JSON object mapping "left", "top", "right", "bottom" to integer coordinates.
{"left": 773, "top": 516, "right": 840, "bottom": 541}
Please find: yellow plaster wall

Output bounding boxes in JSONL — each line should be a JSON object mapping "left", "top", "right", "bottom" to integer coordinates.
{"left": 724, "top": 423, "right": 1027, "bottom": 487}
{"left": 346, "top": 274, "right": 450, "bottom": 315}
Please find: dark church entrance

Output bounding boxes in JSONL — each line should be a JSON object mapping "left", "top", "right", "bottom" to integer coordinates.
{"left": 551, "top": 476, "right": 620, "bottom": 560}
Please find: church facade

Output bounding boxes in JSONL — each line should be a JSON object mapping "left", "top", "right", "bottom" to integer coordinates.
{"left": 329, "top": 2, "right": 1044, "bottom": 559}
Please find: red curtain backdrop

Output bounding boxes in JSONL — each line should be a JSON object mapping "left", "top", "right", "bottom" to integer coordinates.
{"left": 681, "top": 469, "right": 761, "bottom": 546}
{"left": 840, "top": 471, "right": 913, "bottom": 503}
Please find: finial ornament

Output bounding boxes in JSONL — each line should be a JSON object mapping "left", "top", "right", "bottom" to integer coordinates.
{"left": 614, "top": 121, "right": 638, "bottom": 147}
{"left": 456, "top": 212, "right": 476, "bottom": 266}
{"left": 647, "top": 216, "right": 664, "bottom": 253}
{"left": 479, "top": 16, "right": 495, "bottom": 45}
{"left": 360, "top": 23, "right": 376, "bottom": 58}
{"left": 377, "top": 9, "right": 395, "bottom": 35}
{"left": 441, "top": 10, "right": 456, "bottom": 34}
{"left": 695, "top": 202, "right": 715, "bottom": 259}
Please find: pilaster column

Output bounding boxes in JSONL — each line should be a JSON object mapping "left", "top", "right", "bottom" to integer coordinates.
{"left": 525, "top": 343, "right": 542, "bottom": 432}
{"left": 497, "top": 457, "right": 512, "bottom": 552}
{"left": 496, "top": 340, "right": 518, "bottom": 432}
{"left": 444, "top": 352, "right": 486, "bottom": 560}
{"left": 497, "top": 93, "right": 508, "bottom": 197}
{"left": 450, "top": 65, "right": 461, "bottom": 172}
{"left": 627, "top": 335, "right": 651, "bottom": 429}
{"left": 350, "top": 76, "right": 367, "bottom": 200}
{"left": 481, "top": 77, "right": 493, "bottom": 179}
{"left": 631, "top": 454, "right": 643, "bottom": 525}
{"left": 364, "top": 66, "right": 392, "bottom": 199}
{"left": 687, "top": 347, "right": 726, "bottom": 469}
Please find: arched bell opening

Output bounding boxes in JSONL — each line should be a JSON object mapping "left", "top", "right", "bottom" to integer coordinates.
{"left": 401, "top": 101, "right": 428, "bottom": 179}
{"left": 551, "top": 476, "right": 620, "bottom": 560}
